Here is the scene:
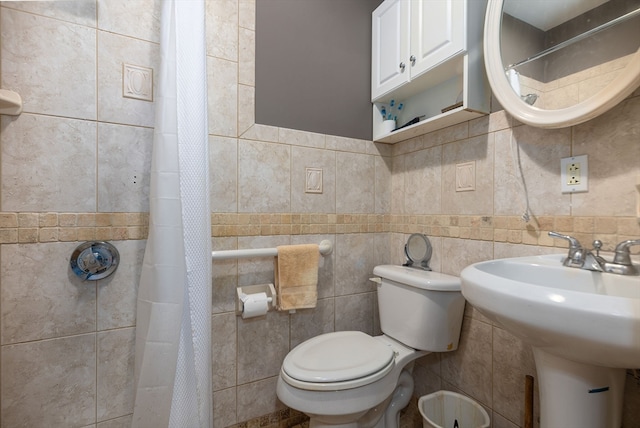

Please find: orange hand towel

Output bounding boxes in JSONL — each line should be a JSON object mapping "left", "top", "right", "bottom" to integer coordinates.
{"left": 274, "top": 244, "right": 319, "bottom": 310}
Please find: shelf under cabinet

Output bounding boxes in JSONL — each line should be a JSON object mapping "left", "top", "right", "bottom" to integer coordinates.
{"left": 372, "top": 51, "right": 490, "bottom": 144}
{"left": 373, "top": 105, "right": 485, "bottom": 144}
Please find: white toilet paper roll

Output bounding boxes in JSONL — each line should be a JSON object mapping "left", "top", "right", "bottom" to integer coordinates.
{"left": 241, "top": 292, "right": 269, "bottom": 319}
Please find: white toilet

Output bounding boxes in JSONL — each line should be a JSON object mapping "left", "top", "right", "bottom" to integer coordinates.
{"left": 276, "top": 265, "right": 466, "bottom": 428}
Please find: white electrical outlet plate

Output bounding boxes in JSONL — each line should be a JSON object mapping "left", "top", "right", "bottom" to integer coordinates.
{"left": 561, "top": 155, "right": 588, "bottom": 193}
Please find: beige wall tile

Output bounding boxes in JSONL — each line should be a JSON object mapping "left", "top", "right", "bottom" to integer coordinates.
{"left": 391, "top": 155, "right": 407, "bottom": 215}
{"left": 279, "top": 128, "right": 326, "bottom": 149}
{"left": 208, "top": 56, "right": 238, "bottom": 137}
{"left": 441, "top": 317, "right": 493, "bottom": 407}
{"left": 237, "top": 310, "right": 289, "bottom": 384}
{"left": 469, "top": 110, "right": 511, "bottom": 137}
{"left": 291, "top": 146, "right": 336, "bottom": 213}
{"left": 335, "top": 292, "right": 374, "bottom": 335}
{"left": 98, "top": 123, "right": 153, "bottom": 212}
{"left": 1, "top": 242, "right": 96, "bottom": 344}
{"left": 413, "top": 357, "right": 442, "bottom": 398}
{"left": 239, "top": 27, "right": 255, "bottom": 86}
{"left": 2, "top": 114, "right": 97, "bottom": 212}
{"left": 326, "top": 135, "right": 369, "bottom": 153}
{"left": 572, "top": 96, "right": 640, "bottom": 217}
{"left": 1, "top": 334, "right": 96, "bottom": 427}
{"left": 97, "top": 414, "right": 133, "bottom": 428}
{"left": 442, "top": 134, "right": 494, "bottom": 215}
{"left": 290, "top": 298, "right": 335, "bottom": 348}
{"left": 212, "top": 237, "right": 239, "bottom": 314}
{"left": 5, "top": 1, "right": 96, "bottom": 26}
{"left": 238, "top": 83, "right": 255, "bottom": 136}
{"left": 493, "top": 126, "right": 571, "bottom": 216}
{"left": 236, "top": 377, "right": 283, "bottom": 422}
{"left": 212, "top": 312, "right": 237, "bottom": 391}
{"left": 206, "top": 0, "right": 239, "bottom": 61}
{"left": 214, "top": 387, "right": 237, "bottom": 427}
{"left": 237, "top": 235, "right": 288, "bottom": 286}
{"left": 375, "top": 156, "right": 392, "bottom": 214}
{"left": 97, "top": 31, "right": 159, "bottom": 127}
{"left": 239, "top": 0, "right": 255, "bottom": 30}
{"left": 97, "top": 0, "right": 160, "bottom": 43}
{"left": 241, "top": 123, "right": 279, "bottom": 142}
{"left": 97, "top": 328, "right": 135, "bottom": 421}
{"left": 491, "top": 412, "right": 520, "bottom": 428}
{"left": 97, "top": 240, "right": 145, "bottom": 330}
{"left": 1, "top": 8, "right": 97, "bottom": 119}
{"left": 211, "top": 136, "right": 238, "bottom": 213}
{"left": 238, "top": 140, "right": 290, "bottom": 212}
{"left": 335, "top": 233, "right": 376, "bottom": 296}
{"left": 426, "top": 122, "right": 470, "bottom": 148}
{"left": 441, "top": 238, "right": 494, "bottom": 276}
{"left": 404, "top": 146, "right": 441, "bottom": 215}
{"left": 492, "top": 327, "right": 538, "bottom": 427}
{"left": 336, "top": 152, "right": 375, "bottom": 213}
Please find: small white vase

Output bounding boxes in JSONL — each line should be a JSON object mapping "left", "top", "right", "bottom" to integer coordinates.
{"left": 382, "top": 119, "right": 396, "bottom": 134}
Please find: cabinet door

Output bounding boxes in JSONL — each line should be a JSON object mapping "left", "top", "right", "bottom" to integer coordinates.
{"left": 371, "top": 0, "right": 410, "bottom": 101}
{"left": 410, "top": 0, "right": 465, "bottom": 79}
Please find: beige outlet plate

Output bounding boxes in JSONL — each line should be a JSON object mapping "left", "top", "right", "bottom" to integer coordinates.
{"left": 561, "top": 155, "right": 588, "bottom": 193}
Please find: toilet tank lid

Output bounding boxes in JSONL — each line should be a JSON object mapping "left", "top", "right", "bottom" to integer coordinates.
{"left": 373, "top": 265, "right": 460, "bottom": 291}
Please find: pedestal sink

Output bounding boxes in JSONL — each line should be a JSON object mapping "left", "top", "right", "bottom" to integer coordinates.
{"left": 460, "top": 254, "right": 640, "bottom": 428}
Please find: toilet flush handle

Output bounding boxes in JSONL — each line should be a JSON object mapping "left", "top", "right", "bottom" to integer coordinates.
{"left": 369, "top": 277, "right": 381, "bottom": 285}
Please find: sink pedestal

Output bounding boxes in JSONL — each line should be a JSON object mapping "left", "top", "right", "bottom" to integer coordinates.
{"left": 534, "top": 349, "right": 626, "bottom": 428}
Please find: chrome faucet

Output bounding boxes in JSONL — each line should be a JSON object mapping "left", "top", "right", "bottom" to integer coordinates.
{"left": 548, "top": 231, "right": 639, "bottom": 275}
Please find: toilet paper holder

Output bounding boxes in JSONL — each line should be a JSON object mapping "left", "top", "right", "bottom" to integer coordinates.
{"left": 236, "top": 283, "right": 277, "bottom": 317}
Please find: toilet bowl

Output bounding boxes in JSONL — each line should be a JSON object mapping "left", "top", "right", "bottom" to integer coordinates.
{"left": 277, "top": 265, "right": 466, "bottom": 428}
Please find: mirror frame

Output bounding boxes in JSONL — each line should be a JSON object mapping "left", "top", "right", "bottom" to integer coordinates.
{"left": 404, "top": 233, "right": 432, "bottom": 270}
{"left": 484, "top": 0, "right": 640, "bottom": 128}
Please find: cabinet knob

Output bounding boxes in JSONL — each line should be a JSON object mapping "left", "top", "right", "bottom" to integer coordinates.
{"left": 399, "top": 62, "right": 405, "bottom": 71}
{"left": 410, "top": 55, "right": 416, "bottom": 65}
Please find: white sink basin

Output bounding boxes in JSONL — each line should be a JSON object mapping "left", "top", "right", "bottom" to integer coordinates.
{"left": 461, "top": 254, "right": 640, "bottom": 427}
{"left": 460, "top": 254, "right": 640, "bottom": 368}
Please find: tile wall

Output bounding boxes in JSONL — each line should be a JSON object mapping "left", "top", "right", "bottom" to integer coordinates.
{"left": 519, "top": 53, "right": 634, "bottom": 109}
{"left": 0, "top": 1, "right": 638, "bottom": 428}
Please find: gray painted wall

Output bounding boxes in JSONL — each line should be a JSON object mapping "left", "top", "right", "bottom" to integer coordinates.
{"left": 255, "top": 0, "right": 382, "bottom": 140}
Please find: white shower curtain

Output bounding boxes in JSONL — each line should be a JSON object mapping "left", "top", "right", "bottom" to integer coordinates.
{"left": 132, "top": 1, "right": 211, "bottom": 427}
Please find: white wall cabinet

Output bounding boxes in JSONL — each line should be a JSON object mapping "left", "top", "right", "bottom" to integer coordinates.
{"left": 371, "top": 0, "right": 409, "bottom": 99}
{"left": 371, "top": 0, "right": 490, "bottom": 143}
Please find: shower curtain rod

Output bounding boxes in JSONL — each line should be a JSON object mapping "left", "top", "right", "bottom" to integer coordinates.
{"left": 211, "top": 239, "right": 333, "bottom": 261}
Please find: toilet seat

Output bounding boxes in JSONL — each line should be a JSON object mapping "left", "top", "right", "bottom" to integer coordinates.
{"left": 281, "top": 331, "right": 395, "bottom": 391}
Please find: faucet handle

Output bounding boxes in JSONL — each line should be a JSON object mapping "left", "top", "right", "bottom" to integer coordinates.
{"left": 592, "top": 240, "right": 603, "bottom": 257}
{"left": 549, "top": 231, "right": 585, "bottom": 267}
{"left": 612, "top": 239, "right": 640, "bottom": 265}
{"left": 548, "top": 231, "right": 582, "bottom": 249}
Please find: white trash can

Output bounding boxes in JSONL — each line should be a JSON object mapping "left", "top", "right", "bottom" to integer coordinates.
{"left": 418, "top": 390, "right": 490, "bottom": 428}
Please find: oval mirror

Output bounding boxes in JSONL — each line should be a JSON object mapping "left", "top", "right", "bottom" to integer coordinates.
{"left": 404, "top": 234, "right": 432, "bottom": 270}
{"left": 485, "top": 0, "right": 640, "bottom": 128}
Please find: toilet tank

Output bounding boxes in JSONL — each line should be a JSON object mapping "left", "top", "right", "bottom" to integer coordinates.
{"left": 372, "top": 265, "right": 465, "bottom": 352}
